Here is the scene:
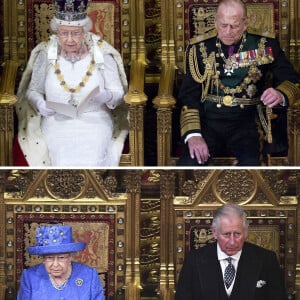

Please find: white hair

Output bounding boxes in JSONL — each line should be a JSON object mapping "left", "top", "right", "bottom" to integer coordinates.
{"left": 50, "top": 16, "right": 93, "bottom": 33}
{"left": 212, "top": 202, "right": 249, "bottom": 231}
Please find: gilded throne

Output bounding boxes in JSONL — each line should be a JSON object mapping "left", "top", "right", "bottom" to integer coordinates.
{"left": 157, "top": 169, "right": 299, "bottom": 299}
{"left": 2, "top": 169, "right": 142, "bottom": 300}
{"left": 0, "top": 0, "right": 147, "bottom": 166}
{"left": 1, "top": 169, "right": 300, "bottom": 300}
{"left": 154, "top": 0, "right": 300, "bottom": 166}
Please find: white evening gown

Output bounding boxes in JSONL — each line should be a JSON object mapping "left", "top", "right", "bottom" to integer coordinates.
{"left": 42, "top": 54, "right": 122, "bottom": 166}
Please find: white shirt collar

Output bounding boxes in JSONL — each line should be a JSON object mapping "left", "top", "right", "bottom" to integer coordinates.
{"left": 217, "top": 243, "right": 242, "bottom": 261}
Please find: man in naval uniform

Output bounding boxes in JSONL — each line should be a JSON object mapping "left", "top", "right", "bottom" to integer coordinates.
{"left": 177, "top": 0, "right": 300, "bottom": 166}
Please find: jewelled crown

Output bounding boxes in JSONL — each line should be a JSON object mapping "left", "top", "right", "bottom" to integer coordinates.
{"left": 54, "top": 0, "right": 90, "bottom": 22}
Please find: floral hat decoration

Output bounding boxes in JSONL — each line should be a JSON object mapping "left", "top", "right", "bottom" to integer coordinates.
{"left": 28, "top": 225, "right": 86, "bottom": 255}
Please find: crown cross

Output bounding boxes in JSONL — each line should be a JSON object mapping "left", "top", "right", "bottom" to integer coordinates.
{"left": 65, "top": 0, "right": 75, "bottom": 13}
{"left": 78, "top": 2, "right": 86, "bottom": 13}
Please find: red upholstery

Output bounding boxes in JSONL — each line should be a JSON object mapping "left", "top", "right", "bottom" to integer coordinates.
{"left": 13, "top": 137, "right": 29, "bottom": 166}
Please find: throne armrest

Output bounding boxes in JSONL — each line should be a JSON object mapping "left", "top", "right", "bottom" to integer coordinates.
{"left": 122, "top": 59, "right": 148, "bottom": 166}
{"left": 153, "top": 62, "right": 177, "bottom": 166}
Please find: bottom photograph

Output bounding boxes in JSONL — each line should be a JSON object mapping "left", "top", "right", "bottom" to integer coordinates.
{"left": 0, "top": 168, "right": 299, "bottom": 300}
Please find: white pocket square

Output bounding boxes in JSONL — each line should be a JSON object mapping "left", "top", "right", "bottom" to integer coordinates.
{"left": 256, "top": 280, "right": 266, "bottom": 288}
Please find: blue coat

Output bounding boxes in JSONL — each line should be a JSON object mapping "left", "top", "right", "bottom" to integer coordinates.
{"left": 17, "top": 262, "right": 104, "bottom": 300}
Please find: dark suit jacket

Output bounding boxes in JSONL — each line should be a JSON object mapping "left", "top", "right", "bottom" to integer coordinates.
{"left": 175, "top": 242, "right": 288, "bottom": 300}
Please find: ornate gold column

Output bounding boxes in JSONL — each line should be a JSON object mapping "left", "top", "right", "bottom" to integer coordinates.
{"left": 288, "top": 105, "right": 300, "bottom": 165}
{"left": 289, "top": 0, "right": 300, "bottom": 71}
{"left": 124, "top": 92, "right": 147, "bottom": 166}
{"left": 0, "top": 172, "right": 7, "bottom": 299}
{"left": 0, "top": 61, "right": 18, "bottom": 166}
{"left": 153, "top": 0, "right": 177, "bottom": 166}
{"left": 1, "top": 0, "right": 19, "bottom": 167}
{"left": 159, "top": 171, "right": 176, "bottom": 300}
{"left": 124, "top": 170, "right": 142, "bottom": 300}
{"left": 296, "top": 171, "right": 300, "bottom": 300}
{"left": 123, "top": 0, "right": 148, "bottom": 166}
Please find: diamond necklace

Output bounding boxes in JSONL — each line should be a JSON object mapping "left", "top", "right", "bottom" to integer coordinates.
{"left": 49, "top": 266, "right": 72, "bottom": 291}
{"left": 63, "top": 43, "right": 84, "bottom": 65}
{"left": 216, "top": 33, "right": 247, "bottom": 76}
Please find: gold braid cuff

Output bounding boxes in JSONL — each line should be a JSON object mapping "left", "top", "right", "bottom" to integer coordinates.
{"left": 276, "top": 80, "right": 300, "bottom": 105}
{"left": 180, "top": 106, "right": 200, "bottom": 137}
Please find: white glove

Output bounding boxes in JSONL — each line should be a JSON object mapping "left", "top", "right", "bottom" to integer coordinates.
{"left": 36, "top": 99, "right": 56, "bottom": 117}
{"left": 94, "top": 90, "right": 113, "bottom": 104}
{"left": 27, "top": 90, "right": 56, "bottom": 117}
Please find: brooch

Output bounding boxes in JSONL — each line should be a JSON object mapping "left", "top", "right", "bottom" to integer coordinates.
{"left": 75, "top": 278, "right": 84, "bottom": 286}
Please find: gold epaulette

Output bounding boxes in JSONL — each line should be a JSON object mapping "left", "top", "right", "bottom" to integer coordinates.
{"left": 276, "top": 80, "right": 300, "bottom": 106}
{"left": 247, "top": 27, "right": 275, "bottom": 39}
{"left": 189, "top": 29, "right": 217, "bottom": 45}
{"left": 180, "top": 106, "right": 201, "bottom": 137}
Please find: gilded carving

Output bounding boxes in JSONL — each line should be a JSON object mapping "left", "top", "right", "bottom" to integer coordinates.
{"left": 192, "top": 228, "right": 214, "bottom": 249}
{"left": 145, "top": 0, "right": 162, "bottom": 69}
{"left": 247, "top": 227, "right": 279, "bottom": 255}
{"left": 140, "top": 199, "right": 160, "bottom": 293}
{"left": 5, "top": 170, "right": 32, "bottom": 198}
{"left": 46, "top": 170, "right": 86, "bottom": 199}
{"left": 157, "top": 109, "right": 172, "bottom": 134}
{"left": 182, "top": 179, "right": 197, "bottom": 197}
{"left": 124, "top": 170, "right": 142, "bottom": 193}
{"left": 160, "top": 171, "right": 175, "bottom": 200}
{"left": 260, "top": 170, "right": 293, "bottom": 197}
{"left": 251, "top": 190, "right": 270, "bottom": 204}
{"left": 3, "top": 169, "right": 129, "bottom": 299}
{"left": 103, "top": 175, "right": 118, "bottom": 195}
{"left": 191, "top": 6, "right": 216, "bottom": 37}
{"left": 33, "top": 3, "right": 55, "bottom": 44}
{"left": 201, "top": 192, "right": 219, "bottom": 204}
{"left": 2, "top": 170, "right": 300, "bottom": 299}
{"left": 213, "top": 170, "right": 256, "bottom": 204}
{"left": 193, "top": 170, "right": 214, "bottom": 184}
{"left": 147, "top": 170, "right": 161, "bottom": 183}
{"left": 128, "top": 106, "right": 144, "bottom": 131}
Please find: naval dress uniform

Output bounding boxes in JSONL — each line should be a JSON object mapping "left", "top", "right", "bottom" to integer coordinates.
{"left": 177, "top": 29, "right": 300, "bottom": 166}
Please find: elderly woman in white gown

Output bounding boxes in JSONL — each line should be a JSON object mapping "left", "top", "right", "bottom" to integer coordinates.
{"left": 16, "top": 0, "right": 128, "bottom": 166}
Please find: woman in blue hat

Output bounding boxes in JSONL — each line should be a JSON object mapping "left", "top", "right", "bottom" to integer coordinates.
{"left": 17, "top": 225, "right": 104, "bottom": 300}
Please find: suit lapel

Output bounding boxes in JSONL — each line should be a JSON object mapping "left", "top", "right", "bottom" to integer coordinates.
{"left": 230, "top": 243, "right": 261, "bottom": 300}
{"left": 197, "top": 243, "right": 224, "bottom": 299}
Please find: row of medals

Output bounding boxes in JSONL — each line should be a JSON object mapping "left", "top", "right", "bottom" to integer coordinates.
{"left": 217, "top": 47, "right": 274, "bottom": 106}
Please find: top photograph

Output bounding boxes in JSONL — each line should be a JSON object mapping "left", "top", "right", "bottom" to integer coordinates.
{"left": 1, "top": 0, "right": 300, "bottom": 167}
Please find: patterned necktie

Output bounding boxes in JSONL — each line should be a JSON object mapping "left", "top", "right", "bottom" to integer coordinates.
{"left": 224, "top": 257, "right": 235, "bottom": 288}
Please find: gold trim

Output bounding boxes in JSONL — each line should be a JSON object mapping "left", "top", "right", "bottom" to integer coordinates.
{"left": 247, "top": 27, "right": 275, "bottom": 39}
{"left": 276, "top": 80, "right": 300, "bottom": 106}
{"left": 180, "top": 106, "right": 200, "bottom": 137}
{"left": 189, "top": 29, "right": 217, "bottom": 45}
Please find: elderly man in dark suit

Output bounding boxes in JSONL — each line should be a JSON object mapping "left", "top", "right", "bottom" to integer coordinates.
{"left": 175, "top": 203, "right": 288, "bottom": 300}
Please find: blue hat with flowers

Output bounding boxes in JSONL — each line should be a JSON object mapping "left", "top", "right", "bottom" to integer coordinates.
{"left": 28, "top": 225, "right": 86, "bottom": 255}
